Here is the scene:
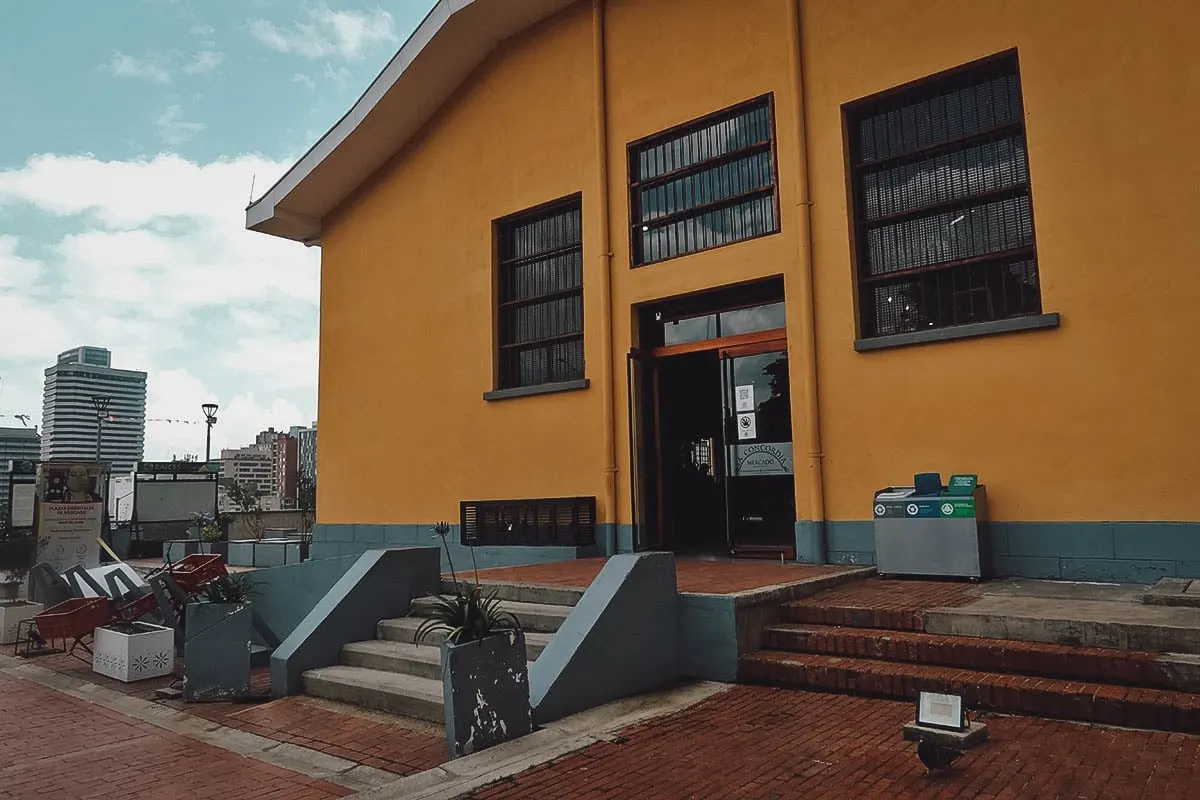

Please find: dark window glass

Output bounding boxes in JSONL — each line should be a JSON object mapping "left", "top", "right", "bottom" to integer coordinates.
{"left": 496, "top": 198, "right": 584, "bottom": 390}
{"left": 719, "top": 302, "right": 787, "bottom": 336}
{"left": 663, "top": 314, "right": 717, "bottom": 345}
{"left": 629, "top": 96, "right": 779, "bottom": 266}
{"left": 849, "top": 55, "right": 1042, "bottom": 339}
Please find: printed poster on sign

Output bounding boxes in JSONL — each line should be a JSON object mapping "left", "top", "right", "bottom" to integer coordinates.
{"left": 37, "top": 502, "right": 102, "bottom": 572}
{"left": 736, "top": 412, "right": 757, "bottom": 440}
{"left": 734, "top": 384, "right": 755, "bottom": 412}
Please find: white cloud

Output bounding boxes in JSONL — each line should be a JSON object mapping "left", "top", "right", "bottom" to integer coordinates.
{"left": 155, "top": 104, "right": 207, "bottom": 145}
{"left": 323, "top": 63, "right": 352, "bottom": 90}
{"left": 0, "top": 153, "right": 319, "bottom": 459}
{"left": 102, "top": 51, "right": 171, "bottom": 84}
{"left": 292, "top": 73, "right": 317, "bottom": 90}
{"left": 190, "top": 24, "right": 216, "bottom": 37}
{"left": 249, "top": 4, "right": 396, "bottom": 61}
{"left": 184, "top": 50, "right": 224, "bottom": 74}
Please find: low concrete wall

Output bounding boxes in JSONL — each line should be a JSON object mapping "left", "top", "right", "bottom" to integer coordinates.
{"left": 270, "top": 547, "right": 441, "bottom": 696}
{"left": 679, "top": 567, "right": 877, "bottom": 682}
{"left": 796, "top": 520, "right": 1200, "bottom": 583}
{"left": 229, "top": 510, "right": 309, "bottom": 540}
{"left": 311, "top": 523, "right": 595, "bottom": 571}
{"left": 249, "top": 555, "right": 359, "bottom": 646}
{"left": 530, "top": 552, "right": 678, "bottom": 724}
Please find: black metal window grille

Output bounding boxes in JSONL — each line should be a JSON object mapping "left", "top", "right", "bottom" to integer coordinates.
{"left": 460, "top": 497, "right": 596, "bottom": 548}
{"left": 849, "top": 54, "right": 1041, "bottom": 339}
{"left": 496, "top": 198, "right": 584, "bottom": 389}
{"left": 629, "top": 96, "right": 779, "bottom": 266}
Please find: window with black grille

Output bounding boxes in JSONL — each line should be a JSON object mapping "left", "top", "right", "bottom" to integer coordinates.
{"left": 849, "top": 54, "right": 1041, "bottom": 340}
{"left": 629, "top": 96, "right": 779, "bottom": 266}
{"left": 496, "top": 197, "right": 584, "bottom": 390}
{"left": 461, "top": 497, "right": 596, "bottom": 548}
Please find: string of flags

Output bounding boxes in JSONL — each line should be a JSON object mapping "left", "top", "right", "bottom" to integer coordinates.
{"left": 0, "top": 413, "right": 206, "bottom": 426}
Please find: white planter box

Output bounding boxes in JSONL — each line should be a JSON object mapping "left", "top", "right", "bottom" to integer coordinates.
{"left": 92, "top": 622, "right": 174, "bottom": 682}
{"left": 0, "top": 601, "right": 41, "bottom": 645}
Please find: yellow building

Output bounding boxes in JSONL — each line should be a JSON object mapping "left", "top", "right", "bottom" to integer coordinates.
{"left": 248, "top": 0, "right": 1200, "bottom": 583}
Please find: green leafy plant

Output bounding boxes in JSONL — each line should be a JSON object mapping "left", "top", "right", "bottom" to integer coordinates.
{"left": 199, "top": 573, "right": 257, "bottom": 604}
{"left": 412, "top": 521, "right": 520, "bottom": 646}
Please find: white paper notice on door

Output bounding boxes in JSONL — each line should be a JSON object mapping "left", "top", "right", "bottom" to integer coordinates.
{"left": 734, "top": 384, "right": 755, "bottom": 412}
{"left": 736, "top": 412, "right": 757, "bottom": 440}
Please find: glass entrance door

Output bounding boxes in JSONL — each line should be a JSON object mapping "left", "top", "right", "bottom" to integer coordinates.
{"left": 720, "top": 344, "right": 796, "bottom": 556}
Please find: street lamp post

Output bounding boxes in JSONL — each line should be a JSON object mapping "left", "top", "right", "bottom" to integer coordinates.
{"left": 91, "top": 396, "right": 111, "bottom": 462}
{"left": 202, "top": 403, "right": 219, "bottom": 521}
{"left": 201, "top": 403, "right": 219, "bottom": 462}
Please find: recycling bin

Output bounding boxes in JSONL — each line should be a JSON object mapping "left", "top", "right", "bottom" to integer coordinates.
{"left": 873, "top": 474, "right": 989, "bottom": 579}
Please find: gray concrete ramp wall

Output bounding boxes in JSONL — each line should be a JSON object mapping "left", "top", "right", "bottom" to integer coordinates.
{"left": 529, "top": 552, "right": 678, "bottom": 724}
{"left": 271, "top": 547, "right": 441, "bottom": 696}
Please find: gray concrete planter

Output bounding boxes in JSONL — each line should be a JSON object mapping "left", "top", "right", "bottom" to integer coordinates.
{"left": 183, "top": 602, "right": 252, "bottom": 702}
{"left": 199, "top": 541, "right": 229, "bottom": 560}
{"left": 227, "top": 538, "right": 301, "bottom": 567}
{"left": 164, "top": 539, "right": 202, "bottom": 562}
{"left": 442, "top": 630, "right": 532, "bottom": 759}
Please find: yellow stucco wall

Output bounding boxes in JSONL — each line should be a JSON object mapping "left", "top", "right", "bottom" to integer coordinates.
{"left": 316, "top": 0, "right": 1200, "bottom": 527}
{"left": 801, "top": 0, "right": 1200, "bottom": 523}
{"left": 318, "top": 3, "right": 603, "bottom": 524}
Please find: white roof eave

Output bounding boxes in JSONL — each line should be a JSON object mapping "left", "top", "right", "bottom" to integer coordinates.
{"left": 245, "top": 0, "right": 573, "bottom": 244}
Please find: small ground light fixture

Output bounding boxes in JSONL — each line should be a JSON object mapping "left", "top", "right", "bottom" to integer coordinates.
{"left": 915, "top": 691, "right": 967, "bottom": 732}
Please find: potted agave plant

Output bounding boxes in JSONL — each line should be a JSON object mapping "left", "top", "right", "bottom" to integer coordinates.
{"left": 183, "top": 572, "right": 256, "bottom": 701}
{"left": 413, "top": 522, "right": 532, "bottom": 759}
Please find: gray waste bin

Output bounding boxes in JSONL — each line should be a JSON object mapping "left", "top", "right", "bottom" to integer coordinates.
{"left": 873, "top": 474, "right": 989, "bottom": 579}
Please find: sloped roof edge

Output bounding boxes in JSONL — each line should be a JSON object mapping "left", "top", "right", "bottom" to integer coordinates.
{"left": 245, "top": 0, "right": 573, "bottom": 244}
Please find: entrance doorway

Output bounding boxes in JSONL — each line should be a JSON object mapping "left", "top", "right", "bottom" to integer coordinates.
{"left": 628, "top": 279, "right": 797, "bottom": 558}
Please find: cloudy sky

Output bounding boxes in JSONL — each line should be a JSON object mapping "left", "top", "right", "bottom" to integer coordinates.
{"left": 0, "top": 0, "right": 436, "bottom": 459}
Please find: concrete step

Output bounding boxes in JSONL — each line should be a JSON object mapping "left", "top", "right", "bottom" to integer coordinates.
{"left": 762, "top": 623, "right": 1200, "bottom": 693}
{"left": 341, "top": 640, "right": 445, "bottom": 680}
{"left": 377, "top": 616, "right": 555, "bottom": 658}
{"left": 301, "top": 665, "right": 444, "bottom": 723}
{"left": 439, "top": 578, "right": 583, "bottom": 607}
{"left": 341, "top": 638, "right": 541, "bottom": 680}
{"left": 922, "top": 595, "right": 1200, "bottom": 655}
{"left": 408, "top": 596, "right": 571, "bottom": 634}
{"left": 739, "top": 650, "right": 1200, "bottom": 734}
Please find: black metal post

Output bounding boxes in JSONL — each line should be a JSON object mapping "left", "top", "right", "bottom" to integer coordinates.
{"left": 91, "top": 396, "right": 111, "bottom": 463}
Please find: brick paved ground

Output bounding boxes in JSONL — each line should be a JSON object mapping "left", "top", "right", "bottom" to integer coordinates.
{"left": 470, "top": 557, "right": 848, "bottom": 594}
{"left": 0, "top": 671, "right": 350, "bottom": 800}
{"left": 468, "top": 685, "right": 1200, "bottom": 800}
{"left": 214, "top": 697, "right": 447, "bottom": 775}
{"left": 13, "top": 651, "right": 446, "bottom": 777}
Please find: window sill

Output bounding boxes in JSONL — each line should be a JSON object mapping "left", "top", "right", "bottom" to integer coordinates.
{"left": 483, "top": 378, "right": 590, "bottom": 402}
{"left": 854, "top": 312, "right": 1060, "bottom": 352}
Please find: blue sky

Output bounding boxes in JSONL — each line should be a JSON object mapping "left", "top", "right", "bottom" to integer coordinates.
{"left": 0, "top": 0, "right": 436, "bottom": 459}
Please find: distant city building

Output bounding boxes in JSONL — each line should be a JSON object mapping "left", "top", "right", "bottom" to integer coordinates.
{"left": 0, "top": 426, "right": 41, "bottom": 520}
{"left": 271, "top": 435, "right": 298, "bottom": 509}
{"left": 218, "top": 443, "right": 272, "bottom": 512}
{"left": 290, "top": 422, "right": 317, "bottom": 483}
{"left": 41, "top": 346, "right": 146, "bottom": 474}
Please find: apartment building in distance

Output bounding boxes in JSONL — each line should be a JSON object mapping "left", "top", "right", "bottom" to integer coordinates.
{"left": 0, "top": 426, "right": 41, "bottom": 524}
{"left": 219, "top": 428, "right": 301, "bottom": 511}
{"left": 41, "top": 346, "right": 146, "bottom": 473}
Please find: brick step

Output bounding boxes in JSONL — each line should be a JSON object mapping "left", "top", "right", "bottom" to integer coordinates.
{"left": 783, "top": 601, "right": 928, "bottom": 631}
{"left": 739, "top": 650, "right": 1200, "bottom": 734}
{"left": 763, "top": 624, "right": 1200, "bottom": 693}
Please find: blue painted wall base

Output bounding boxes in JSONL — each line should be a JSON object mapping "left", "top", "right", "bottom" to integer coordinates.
{"left": 795, "top": 520, "right": 1200, "bottom": 583}
{"left": 311, "top": 523, "right": 597, "bottom": 570}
